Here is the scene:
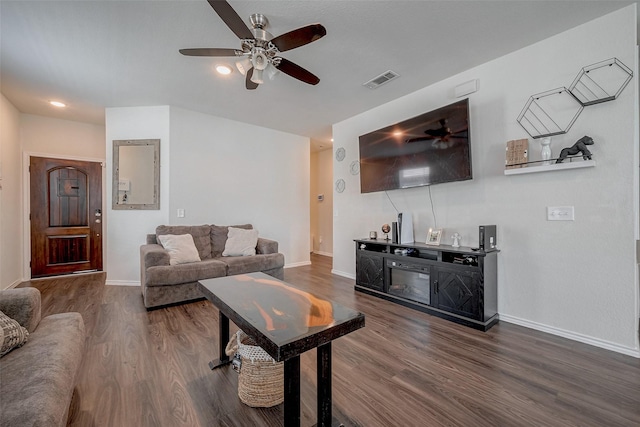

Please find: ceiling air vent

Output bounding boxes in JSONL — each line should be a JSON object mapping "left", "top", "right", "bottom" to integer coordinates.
{"left": 363, "top": 70, "right": 400, "bottom": 89}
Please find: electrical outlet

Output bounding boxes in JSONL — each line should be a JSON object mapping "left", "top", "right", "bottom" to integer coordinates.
{"left": 547, "top": 206, "right": 574, "bottom": 221}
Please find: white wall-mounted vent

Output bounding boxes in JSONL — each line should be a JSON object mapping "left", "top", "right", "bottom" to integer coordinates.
{"left": 363, "top": 70, "right": 400, "bottom": 89}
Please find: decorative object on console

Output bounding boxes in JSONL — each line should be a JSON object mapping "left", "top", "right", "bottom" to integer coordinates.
{"left": 505, "top": 138, "right": 529, "bottom": 169}
{"left": 369, "top": 231, "right": 377, "bottom": 239}
{"left": 451, "top": 232, "right": 461, "bottom": 248}
{"left": 426, "top": 228, "right": 442, "bottom": 245}
{"left": 540, "top": 137, "right": 552, "bottom": 166}
{"left": 556, "top": 135, "right": 594, "bottom": 164}
{"left": 398, "top": 212, "right": 414, "bottom": 244}
{"left": 391, "top": 222, "right": 398, "bottom": 243}
{"left": 381, "top": 223, "right": 391, "bottom": 241}
{"left": 335, "top": 147, "right": 346, "bottom": 161}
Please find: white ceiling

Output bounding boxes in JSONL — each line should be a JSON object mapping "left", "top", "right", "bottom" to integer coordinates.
{"left": 1, "top": 1, "right": 636, "bottom": 152}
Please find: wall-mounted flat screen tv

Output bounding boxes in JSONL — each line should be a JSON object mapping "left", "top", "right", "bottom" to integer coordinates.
{"left": 358, "top": 98, "right": 472, "bottom": 193}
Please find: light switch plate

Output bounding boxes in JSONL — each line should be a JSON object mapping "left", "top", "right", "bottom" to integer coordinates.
{"left": 547, "top": 206, "right": 574, "bottom": 221}
{"left": 177, "top": 208, "right": 185, "bottom": 218}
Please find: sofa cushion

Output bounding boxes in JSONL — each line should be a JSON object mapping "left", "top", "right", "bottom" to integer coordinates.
{"left": 156, "top": 225, "right": 212, "bottom": 259}
{"left": 0, "top": 312, "right": 85, "bottom": 427}
{"left": 222, "top": 253, "right": 285, "bottom": 277}
{"left": 211, "top": 224, "right": 252, "bottom": 257}
{"left": 145, "top": 259, "right": 228, "bottom": 287}
{"left": 157, "top": 234, "right": 201, "bottom": 265}
{"left": 0, "top": 310, "right": 29, "bottom": 358}
{"left": 223, "top": 227, "right": 259, "bottom": 257}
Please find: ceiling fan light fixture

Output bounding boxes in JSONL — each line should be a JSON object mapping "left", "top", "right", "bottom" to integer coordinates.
{"left": 265, "top": 62, "right": 279, "bottom": 80}
{"left": 235, "top": 57, "right": 251, "bottom": 76}
{"left": 215, "top": 64, "right": 233, "bottom": 75}
{"left": 251, "top": 68, "right": 264, "bottom": 84}
{"left": 251, "top": 50, "right": 268, "bottom": 71}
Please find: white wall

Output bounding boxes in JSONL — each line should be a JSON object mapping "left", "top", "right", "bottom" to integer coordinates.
{"left": 333, "top": 6, "right": 639, "bottom": 356}
{"left": 105, "top": 106, "right": 171, "bottom": 284}
{"left": 311, "top": 148, "right": 333, "bottom": 256}
{"left": 168, "top": 107, "right": 310, "bottom": 267}
{"left": 0, "top": 94, "right": 22, "bottom": 289}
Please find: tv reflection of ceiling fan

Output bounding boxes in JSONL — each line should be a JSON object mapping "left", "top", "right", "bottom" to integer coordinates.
{"left": 405, "top": 119, "right": 468, "bottom": 148}
{"left": 179, "top": 0, "right": 326, "bottom": 90}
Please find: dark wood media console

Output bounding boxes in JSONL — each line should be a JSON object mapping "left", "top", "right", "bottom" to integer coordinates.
{"left": 354, "top": 239, "right": 499, "bottom": 331}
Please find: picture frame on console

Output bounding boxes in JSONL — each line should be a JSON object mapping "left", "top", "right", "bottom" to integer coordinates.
{"left": 426, "top": 228, "right": 442, "bottom": 245}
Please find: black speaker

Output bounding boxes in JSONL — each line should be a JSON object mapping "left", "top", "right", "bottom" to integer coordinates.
{"left": 391, "top": 221, "right": 398, "bottom": 243}
{"left": 479, "top": 225, "right": 497, "bottom": 251}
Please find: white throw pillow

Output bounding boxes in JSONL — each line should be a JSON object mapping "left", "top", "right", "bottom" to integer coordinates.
{"left": 223, "top": 227, "right": 259, "bottom": 257}
{"left": 157, "top": 234, "right": 201, "bottom": 265}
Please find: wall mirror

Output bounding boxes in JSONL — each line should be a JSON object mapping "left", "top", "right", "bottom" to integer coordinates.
{"left": 112, "top": 139, "right": 160, "bottom": 210}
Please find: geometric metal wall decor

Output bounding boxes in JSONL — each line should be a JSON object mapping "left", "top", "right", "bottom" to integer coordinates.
{"left": 517, "top": 57, "right": 633, "bottom": 140}
{"left": 569, "top": 58, "right": 633, "bottom": 106}
{"left": 517, "top": 87, "right": 583, "bottom": 139}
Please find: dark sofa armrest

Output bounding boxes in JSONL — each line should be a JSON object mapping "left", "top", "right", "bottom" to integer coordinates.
{"left": 256, "top": 237, "right": 279, "bottom": 254}
{"left": 0, "top": 288, "right": 41, "bottom": 333}
{"left": 141, "top": 244, "right": 170, "bottom": 268}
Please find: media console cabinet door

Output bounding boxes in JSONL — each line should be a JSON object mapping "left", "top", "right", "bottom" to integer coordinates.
{"left": 356, "top": 250, "right": 384, "bottom": 291}
{"left": 433, "top": 266, "right": 482, "bottom": 320}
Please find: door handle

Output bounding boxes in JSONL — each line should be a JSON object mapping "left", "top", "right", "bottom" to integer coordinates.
{"left": 434, "top": 280, "right": 438, "bottom": 293}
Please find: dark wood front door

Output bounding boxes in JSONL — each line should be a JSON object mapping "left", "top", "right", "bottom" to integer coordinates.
{"left": 30, "top": 156, "right": 103, "bottom": 278}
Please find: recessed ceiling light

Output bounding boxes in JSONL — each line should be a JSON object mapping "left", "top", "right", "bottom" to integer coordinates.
{"left": 49, "top": 101, "right": 66, "bottom": 108}
{"left": 216, "top": 65, "right": 232, "bottom": 75}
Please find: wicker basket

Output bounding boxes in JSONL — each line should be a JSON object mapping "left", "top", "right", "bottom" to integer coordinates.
{"left": 225, "top": 330, "right": 284, "bottom": 407}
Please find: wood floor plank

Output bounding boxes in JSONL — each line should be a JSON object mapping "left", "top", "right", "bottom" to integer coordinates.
{"left": 17, "top": 255, "right": 640, "bottom": 427}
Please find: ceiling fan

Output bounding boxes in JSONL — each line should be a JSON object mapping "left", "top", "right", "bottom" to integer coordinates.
{"left": 180, "top": 0, "right": 326, "bottom": 90}
{"left": 405, "top": 119, "right": 468, "bottom": 148}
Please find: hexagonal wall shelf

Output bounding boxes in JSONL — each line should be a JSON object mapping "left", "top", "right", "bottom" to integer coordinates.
{"left": 569, "top": 58, "right": 633, "bottom": 106}
{"left": 517, "top": 87, "right": 584, "bottom": 139}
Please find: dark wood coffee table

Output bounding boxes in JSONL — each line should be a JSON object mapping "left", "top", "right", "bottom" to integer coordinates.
{"left": 198, "top": 272, "right": 365, "bottom": 427}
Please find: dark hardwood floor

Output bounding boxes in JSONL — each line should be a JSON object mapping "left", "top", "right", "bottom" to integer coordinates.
{"left": 18, "top": 254, "right": 640, "bottom": 426}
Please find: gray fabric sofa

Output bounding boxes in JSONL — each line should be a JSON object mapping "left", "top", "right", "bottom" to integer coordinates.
{"left": 0, "top": 287, "right": 85, "bottom": 427}
{"left": 140, "top": 224, "right": 285, "bottom": 309}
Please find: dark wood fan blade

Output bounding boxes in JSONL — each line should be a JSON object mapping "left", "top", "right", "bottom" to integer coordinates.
{"left": 179, "top": 48, "right": 242, "bottom": 57}
{"left": 207, "top": 0, "right": 253, "bottom": 40}
{"left": 275, "top": 58, "right": 320, "bottom": 85}
{"left": 270, "top": 24, "right": 327, "bottom": 52}
{"left": 246, "top": 68, "right": 259, "bottom": 90}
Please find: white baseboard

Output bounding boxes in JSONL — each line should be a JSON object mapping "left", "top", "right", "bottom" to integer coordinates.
{"left": 331, "top": 269, "right": 355, "bottom": 280}
{"left": 312, "top": 251, "right": 333, "bottom": 257}
{"left": 284, "top": 261, "right": 312, "bottom": 269}
{"left": 106, "top": 280, "right": 139, "bottom": 287}
{"left": 3, "top": 279, "right": 22, "bottom": 290}
{"left": 500, "top": 314, "right": 640, "bottom": 359}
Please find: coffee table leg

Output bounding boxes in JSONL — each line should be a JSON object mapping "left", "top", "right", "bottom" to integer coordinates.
{"left": 208, "top": 311, "right": 231, "bottom": 370}
{"left": 317, "top": 342, "right": 332, "bottom": 426}
{"left": 284, "top": 356, "right": 301, "bottom": 427}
